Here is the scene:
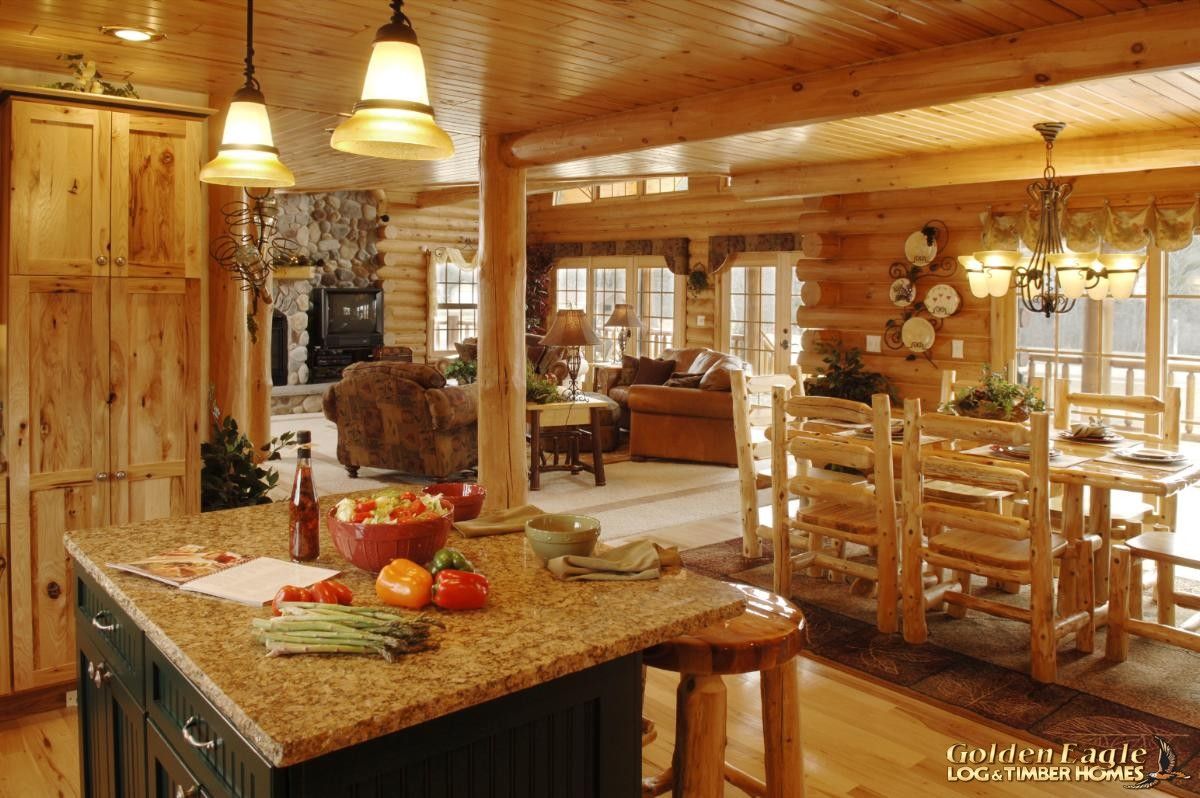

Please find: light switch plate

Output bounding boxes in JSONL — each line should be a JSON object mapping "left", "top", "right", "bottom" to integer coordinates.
{"left": 697, "top": 314, "right": 707, "bottom": 326}
{"left": 952, "top": 339, "right": 964, "bottom": 359}
{"left": 866, "top": 335, "right": 882, "bottom": 353}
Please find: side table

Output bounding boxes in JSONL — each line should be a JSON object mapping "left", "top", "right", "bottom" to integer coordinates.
{"left": 527, "top": 397, "right": 609, "bottom": 490}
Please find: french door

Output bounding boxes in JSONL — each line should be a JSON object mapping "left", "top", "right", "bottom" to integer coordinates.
{"left": 718, "top": 252, "right": 802, "bottom": 375}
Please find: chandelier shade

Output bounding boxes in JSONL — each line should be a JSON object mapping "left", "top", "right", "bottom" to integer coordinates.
{"left": 331, "top": 1, "right": 454, "bottom": 160}
{"left": 200, "top": 0, "right": 294, "bottom": 188}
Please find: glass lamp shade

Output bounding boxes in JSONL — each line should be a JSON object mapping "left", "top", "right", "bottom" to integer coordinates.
{"left": 1048, "top": 252, "right": 1094, "bottom": 300}
{"left": 1097, "top": 253, "right": 1146, "bottom": 300}
{"left": 200, "top": 88, "right": 295, "bottom": 187}
{"left": 972, "top": 250, "right": 1019, "bottom": 299}
{"left": 604, "top": 303, "right": 643, "bottom": 329}
{"left": 331, "top": 38, "right": 454, "bottom": 160}
{"left": 957, "top": 255, "right": 989, "bottom": 299}
{"left": 540, "top": 309, "right": 598, "bottom": 347}
{"left": 1085, "top": 272, "right": 1111, "bottom": 301}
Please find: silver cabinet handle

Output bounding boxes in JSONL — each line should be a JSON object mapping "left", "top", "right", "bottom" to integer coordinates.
{"left": 92, "top": 611, "right": 117, "bottom": 632}
{"left": 181, "top": 716, "right": 219, "bottom": 751}
{"left": 87, "top": 660, "right": 111, "bottom": 688}
{"left": 114, "top": 256, "right": 126, "bottom": 267}
{"left": 114, "top": 470, "right": 127, "bottom": 480}
{"left": 174, "top": 785, "right": 206, "bottom": 798}
{"left": 96, "top": 255, "right": 108, "bottom": 267}
{"left": 96, "top": 472, "right": 109, "bottom": 481}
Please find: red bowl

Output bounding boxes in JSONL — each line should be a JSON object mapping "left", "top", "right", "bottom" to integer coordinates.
{"left": 423, "top": 482, "right": 486, "bottom": 522}
{"left": 327, "top": 500, "right": 453, "bottom": 572}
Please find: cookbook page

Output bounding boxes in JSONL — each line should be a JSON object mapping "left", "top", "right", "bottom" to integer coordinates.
{"left": 181, "top": 557, "right": 340, "bottom": 606}
{"left": 109, "top": 544, "right": 250, "bottom": 587}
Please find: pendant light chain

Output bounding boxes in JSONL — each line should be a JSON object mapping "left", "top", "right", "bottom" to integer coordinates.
{"left": 243, "top": 0, "right": 260, "bottom": 91}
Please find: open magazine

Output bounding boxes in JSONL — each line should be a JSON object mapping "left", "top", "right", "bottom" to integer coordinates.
{"left": 109, "top": 544, "right": 340, "bottom": 606}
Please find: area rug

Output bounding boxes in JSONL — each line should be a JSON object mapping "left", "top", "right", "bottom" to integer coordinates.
{"left": 682, "top": 538, "right": 1200, "bottom": 793}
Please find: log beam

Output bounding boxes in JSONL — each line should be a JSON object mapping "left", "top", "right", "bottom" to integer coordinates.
{"left": 502, "top": 2, "right": 1200, "bottom": 167}
{"left": 732, "top": 127, "right": 1200, "bottom": 201}
{"left": 477, "top": 135, "right": 529, "bottom": 511}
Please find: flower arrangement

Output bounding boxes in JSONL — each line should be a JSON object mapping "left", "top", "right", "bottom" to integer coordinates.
{"left": 45, "top": 54, "right": 138, "bottom": 98}
{"left": 942, "top": 365, "right": 1045, "bottom": 421}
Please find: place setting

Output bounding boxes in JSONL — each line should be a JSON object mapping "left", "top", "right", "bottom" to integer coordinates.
{"left": 1097, "top": 444, "right": 1195, "bottom": 472}
{"left": 959, "top": 442, "right": 1095, "bottom": 469}
{"left": 1057, "top": 418, "right": 1126, "bottom": 446}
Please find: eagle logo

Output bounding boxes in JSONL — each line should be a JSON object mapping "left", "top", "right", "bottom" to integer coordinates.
{"left": 1126, "top": 735, "right": 1191, "bottom": 790}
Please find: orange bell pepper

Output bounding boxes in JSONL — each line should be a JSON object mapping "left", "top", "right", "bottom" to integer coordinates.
{"left": 375, "top": 558, "right": 433, "bottom": 609}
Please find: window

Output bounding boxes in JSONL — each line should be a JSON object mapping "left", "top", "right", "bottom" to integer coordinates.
{"left": 430, "top": 256, "right": 479, "bottom": 355}
{"left": 553, "top": 256, "right": 683, "bottom": 363}
{"left": 552, "top": 178, "right": 689, "bottom": 206}
{"left": 1167, "top": 237, "right": 1200, "bottom": 437}
{"left": 719, "top": 252, "right": 803, "bottom": 376}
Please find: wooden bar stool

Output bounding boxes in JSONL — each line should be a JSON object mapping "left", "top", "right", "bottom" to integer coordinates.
{"left": 642, "top": 584, "right": 807, "bottom": 798}
{"left": 1107, "top": 533, "right": 1200, "bottom": 661}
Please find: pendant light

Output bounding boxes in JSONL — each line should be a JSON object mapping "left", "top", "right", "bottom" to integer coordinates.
{"left": 331, "top": 0, "right": 454, "bottom": 160}
{"left": 200, "top": 0, "right": 294, "bottom": 188}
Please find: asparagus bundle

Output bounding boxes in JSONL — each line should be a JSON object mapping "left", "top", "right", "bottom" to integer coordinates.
{"left": 253, "top": 602, "right": 441, "bottom": 662}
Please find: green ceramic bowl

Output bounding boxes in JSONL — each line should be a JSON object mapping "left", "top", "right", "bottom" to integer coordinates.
{"left": 524, "top": 514, "right": 601, "bottom": 561}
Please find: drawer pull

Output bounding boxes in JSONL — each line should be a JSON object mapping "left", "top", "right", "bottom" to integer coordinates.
{"left": 174, "top": 785, "right": 208, "bottom": 798}
{"left": 90, "top": 661, "right": 111, "bottom": 689}
{"left": 181, "top": 716, "right": 220, "bottom": 751}
{"left": 91, "top": 611, "right": 117, "bottom": 632}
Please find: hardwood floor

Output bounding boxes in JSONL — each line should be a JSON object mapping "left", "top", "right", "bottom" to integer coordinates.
{"left": 0, "top": 657, "right": 1129, "bottom": 798}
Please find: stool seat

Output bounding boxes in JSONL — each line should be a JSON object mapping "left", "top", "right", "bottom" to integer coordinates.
{"left": 1125, "top": 532, "right": 1200, "bottom": 568}
{"left": 644, "top": 584, "right": 807, "bottom": 675}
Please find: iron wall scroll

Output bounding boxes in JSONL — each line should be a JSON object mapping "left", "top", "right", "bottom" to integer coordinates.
{"left": 883, "top": 221, "right": 957, "bottom": 365}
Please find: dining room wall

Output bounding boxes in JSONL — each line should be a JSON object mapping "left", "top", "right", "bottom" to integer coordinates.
{"left": 527, "top": 165, "right": 1200, "bottom": 405}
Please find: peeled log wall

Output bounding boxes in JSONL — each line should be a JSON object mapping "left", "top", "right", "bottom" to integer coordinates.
{"left": 528, "top": 165, "right": 1200, "bottom": 406}
{"left": 376, "top": 200, "right": 480, "bottom": 361}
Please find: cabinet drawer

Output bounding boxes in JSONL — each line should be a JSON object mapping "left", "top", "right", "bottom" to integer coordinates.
{"left": 146, "top": 646, "right": 275, "bottom": 798}
{"left": 77, "top": 568, "right": 144, "bottom": 702}
{"left": 147, "top": 720, "right": 232, "bottom": 798}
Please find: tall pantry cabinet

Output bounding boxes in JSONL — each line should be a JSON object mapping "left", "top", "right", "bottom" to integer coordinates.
{"left": 0, "top": 90, "right": 207, "bottom": 693}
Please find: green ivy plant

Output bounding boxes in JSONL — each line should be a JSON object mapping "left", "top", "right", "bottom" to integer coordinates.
{"left": 45, "top": 54, "right": 139, "bottom": 97}
{"left": 201, "top": 406, "right": 296, "bottom": 511}
{"left": 444, "top": 358, "right": 477, "bottom": 384}
{"left": 942, "top": 365, "right": 1045, "bottom": 421}
{"left": 686, "top": 268, "right": 710, "bottom": 298}
{"left": 804, "top": 339, "right": 898, "bottom": 405}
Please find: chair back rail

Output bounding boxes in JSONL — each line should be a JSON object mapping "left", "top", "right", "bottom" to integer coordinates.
{"left": 787, "top": 476, "right": 875, "bottom": 508}
{"left": 922, "top": 454, "right": 1030, "bottom": 494}
{"left": 918, "top": 412, "right": 1031, "bottom": 447}
{"left": 783, "top": 395, "right": 873, "bottom": 425}
{"left": 1053, "top": 378, "right": 1181, "bottom": 447}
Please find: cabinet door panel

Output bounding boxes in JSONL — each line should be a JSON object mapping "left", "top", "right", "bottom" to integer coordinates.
{"left": 8, "top": 102, "right": 111, "bottom": 277}
{"left": 146, "top": 721, "right": 209, "bottom": 798}
{"left": 0, "top": 518, "right": 10, "bottom": 697}
{"left": 9, "top": 276, "right": 110, "bottom": 689}
{"left": 110, "top": 278, "right": 201, "bottom": 522}
{"left": 111, "top": 114, "right": 202, "bottom": 279}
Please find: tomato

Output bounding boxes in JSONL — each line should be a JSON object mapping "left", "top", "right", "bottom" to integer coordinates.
{"left": 271, "top": 585, "right": 313, "bottom": 616}
{"left": 310, "top": 581, "right": 342, "bottom": 605}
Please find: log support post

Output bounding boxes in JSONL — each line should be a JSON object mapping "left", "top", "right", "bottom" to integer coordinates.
{"left": 478, "top": 135, "right": 529, "bottom": 510}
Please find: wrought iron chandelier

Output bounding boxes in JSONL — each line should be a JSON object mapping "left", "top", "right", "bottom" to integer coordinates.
{"left": 958, "top": 122, "right": 1145, "bottom": 317}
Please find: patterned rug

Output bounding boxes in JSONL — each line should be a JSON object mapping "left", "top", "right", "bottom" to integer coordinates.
{"left": 682, "top": 538, "right": 1200, "bottom": 794}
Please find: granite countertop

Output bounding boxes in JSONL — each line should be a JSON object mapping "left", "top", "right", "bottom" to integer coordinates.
{"left": 65, "top": 494, "right": 745, "bottom": 767}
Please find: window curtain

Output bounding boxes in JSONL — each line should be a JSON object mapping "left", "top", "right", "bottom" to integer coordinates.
{"left": 981, "top": 199, "right": 1198, "bottom": 253}
{"left": 708, "top": 233, "right": 797, "bottom": 273}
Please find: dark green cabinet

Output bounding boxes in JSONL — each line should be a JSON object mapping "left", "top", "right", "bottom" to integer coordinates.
{"left": 147, "top": 720, "right": 211, "bottom": 798}
{"left": 78, "top": 630, "right": 146, "bottom": 798}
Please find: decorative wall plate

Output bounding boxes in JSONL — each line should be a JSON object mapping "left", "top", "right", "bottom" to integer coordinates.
{"left": 901, "top": 317, "right": 936, "bottom": 352}
{"left": 924, "top": 283, "right": 961, "bottom": 318}
{"left": 904, "top": 230, "right": 938, "bottom": 266}
{"left": 889, "top": 278, "right": 916, "bottom": 307}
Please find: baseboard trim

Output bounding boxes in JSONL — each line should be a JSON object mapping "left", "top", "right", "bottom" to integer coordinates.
{"left": 0, "top": 683, "right": 71, "bottom": 722}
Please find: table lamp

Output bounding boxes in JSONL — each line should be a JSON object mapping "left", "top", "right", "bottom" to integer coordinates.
{"left": 604, "top": 303, "right": 642, "bottom": 361}
{"left": 540, "top": 309, "right": 597, "bottom": 400}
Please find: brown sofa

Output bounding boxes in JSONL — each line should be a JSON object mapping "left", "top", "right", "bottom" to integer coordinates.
{"left": 323, "top": 361, "right": 477, "bottom": 478}
{"left": 601, "top": 348, "right": 747, "bottom": 466}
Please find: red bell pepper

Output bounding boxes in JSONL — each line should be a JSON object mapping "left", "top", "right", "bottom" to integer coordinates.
{"left": 431, "top": 569, "right": 489, "bottom": 610}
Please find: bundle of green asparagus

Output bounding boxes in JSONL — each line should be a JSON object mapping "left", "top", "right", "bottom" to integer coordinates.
{"left": 252, "top": 602, "right": 441, "bottom": 662}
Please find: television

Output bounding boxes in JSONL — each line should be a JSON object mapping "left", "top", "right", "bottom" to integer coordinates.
{"left": 309, "top": 287, "right": 384, "bottom": 350}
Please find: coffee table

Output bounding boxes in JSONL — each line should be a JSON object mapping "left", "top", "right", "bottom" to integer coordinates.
{"left": 527, "top": 397, "right": 609, "bottom": 490}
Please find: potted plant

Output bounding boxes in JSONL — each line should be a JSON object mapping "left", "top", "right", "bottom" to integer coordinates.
{"left": 942, "top": 365, "right": 1045, "bottom": 421}
{"left": 526, "top": 364, "right": 560, "bottom": 404}
{"left": 444, "top": 358, "right": 477, "bottom": 384}
{"left": 200, "top": 406, "right": 296, "bottom": 511}
{"left": 804, "top": 340, "right": 898, "bottom": 405}
{"left": 686, "top": 268, "right": 710, "bottom": 299}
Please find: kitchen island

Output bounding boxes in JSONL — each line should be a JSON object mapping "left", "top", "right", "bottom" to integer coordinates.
{"left": 64, "top": 495, "right": 745, "bottom": 798}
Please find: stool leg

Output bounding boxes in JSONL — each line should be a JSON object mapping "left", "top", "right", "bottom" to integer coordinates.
{"left": 1106, "top": 545, "right": 1131, "bottom": 662}
{"left": 1157, "top": 561, "right": 1176, "bottom": 626}
{"left": 1129, "top": 559, "right": 1144, "bottom": 621}
{"left": 761, "top": 659, "right": 805, "bottom": 798}
{"left": 674, "top": 674, "right": 727, "bottom": 798}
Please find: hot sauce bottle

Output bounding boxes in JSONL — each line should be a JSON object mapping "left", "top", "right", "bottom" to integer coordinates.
{"left": 289, "top": 430, "right": 320, "bottom": 562}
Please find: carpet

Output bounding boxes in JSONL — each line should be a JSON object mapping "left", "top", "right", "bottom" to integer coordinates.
{"left": 682, "top": 537, "right": 1200, "bottom": 793}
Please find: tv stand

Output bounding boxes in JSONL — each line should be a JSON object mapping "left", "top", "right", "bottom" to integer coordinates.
{"left": 308, "top": 346, "right": 374, "bottom": 383}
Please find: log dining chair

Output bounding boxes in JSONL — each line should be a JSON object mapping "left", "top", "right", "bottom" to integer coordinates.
{"left": 1107, "top": 533, "right": 1200, "bottom": 661}
{"left": 1052, "top": 380, "right": 1182, "bottom": 617}
{"left": 770, "top": 390, "right": 899, "bottom": 633}
{"left": 731, "top": 369, "right": 799, "bottom": 558}
{"left": 900, "top": 400, "right": 1097, "bottom": 683}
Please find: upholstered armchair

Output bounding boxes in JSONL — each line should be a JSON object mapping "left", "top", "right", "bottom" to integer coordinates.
{"left": 322, "top": 361, "right": 477, "bottom": 479}
{"left": 454, "top": 334, "right": 573, "bottom": 385}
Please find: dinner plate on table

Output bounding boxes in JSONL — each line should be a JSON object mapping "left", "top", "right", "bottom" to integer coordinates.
{"left": 1114, "top": 447, "right": 1188, "bottom": 464}
{"left": 1058, "top": 431, "right": 1125, "bottom": 446}
{"left": 990, "top": 444, "right": 1062, "bottom": 460}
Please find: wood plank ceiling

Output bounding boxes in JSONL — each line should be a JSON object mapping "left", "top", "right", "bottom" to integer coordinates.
{"left": 0, "top": 0, "right": 1190, "bottom": 193}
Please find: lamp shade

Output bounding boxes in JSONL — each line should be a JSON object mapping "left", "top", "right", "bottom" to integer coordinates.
{"left": 604, "top": 303, "right": 642, "bottom": 329}
{"left": 1097, "top": 253, "right": 1146, "bottom": 300}
{"left": 200, "top": 87, "right": 295, "bottom": 188}
{"left": 957, "top": 255, "right": 989, "bottom": 299}
{"left": 1048, "top": 252, "right": 1094, "bottom": 301}
{"left": 331, "top": 7, "right": 454, "bottom": 161}
{"left": 541, "top": 309, "right": 598, "bottom": 347}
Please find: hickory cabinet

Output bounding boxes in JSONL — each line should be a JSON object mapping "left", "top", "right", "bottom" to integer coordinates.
{"left": 1, "top": 91, "right": 207, "bottom": 692}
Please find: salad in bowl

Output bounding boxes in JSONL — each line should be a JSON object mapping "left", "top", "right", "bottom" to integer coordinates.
{"left": 329, "top": 490, "right": 454, "bottom": 572}
{"left": 334, "top": 490, "right": 450, "bottom": 525}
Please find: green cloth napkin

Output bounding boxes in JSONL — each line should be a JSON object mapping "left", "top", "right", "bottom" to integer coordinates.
{"left": 546, "top": 540, "right": 681, "bottom": 581}
{"left": 454, "top": 504, "right": 545, "bottom": 538}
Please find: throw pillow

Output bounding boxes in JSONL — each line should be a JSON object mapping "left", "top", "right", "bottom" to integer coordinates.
{"left": 619, "top": 354, "right": 638, "bottom": 385}
{"left": 631, "top": 357, "right": 676, "bottom": 385}
{"left": 699, "top": 356, "right": 743, "bottom": 391}
{"left": 664, "top": 372, "right": 704, "bottom": 389}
